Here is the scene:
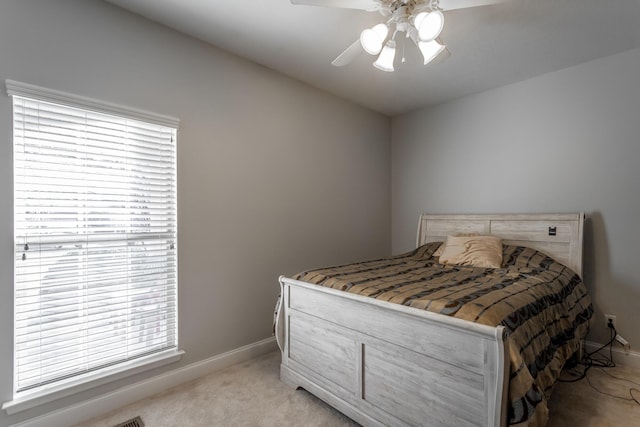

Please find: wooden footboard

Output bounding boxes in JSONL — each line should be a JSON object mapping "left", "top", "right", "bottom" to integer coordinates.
{"left": 277, "top": 276, "right": 509, "bottom": 427}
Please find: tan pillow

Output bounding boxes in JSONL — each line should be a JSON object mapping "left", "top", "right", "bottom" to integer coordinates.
{"left": 438, "top": 235, "right": 502, "bottom": 268}
{"left": 433, "top": 233, "right": 481, "bottom": 258}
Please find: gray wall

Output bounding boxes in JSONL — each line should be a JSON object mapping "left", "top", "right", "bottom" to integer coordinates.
{"left": 392, "top": 48, "right": 640, "bottom": 349}
{"left": 0, "top": 0, "right": 391, "bottom": 425}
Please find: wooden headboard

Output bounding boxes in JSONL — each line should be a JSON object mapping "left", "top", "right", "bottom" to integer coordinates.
{"left": 416, "top": 213, "right": 585, "bottom": 277}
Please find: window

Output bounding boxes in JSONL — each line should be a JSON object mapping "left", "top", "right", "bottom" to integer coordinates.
{"left": 7, "top": 81, "right": 179, "bottom": 402}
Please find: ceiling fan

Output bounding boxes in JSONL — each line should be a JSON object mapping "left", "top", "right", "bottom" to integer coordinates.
{"left": 290, "top": 0, "right": 508, "bottom": 72}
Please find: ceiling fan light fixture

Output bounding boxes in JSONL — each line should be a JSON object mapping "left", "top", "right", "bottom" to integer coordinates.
{"left": 293, "top": 0, "right": 506, "bottom": 72}
{"left": 373, "top": 39, "right": 396, "bottom": 72}
{"left": 417, "top": 39, "right": 445, "bottom": 65}
{"left": 360, "top": 23, "right": 388, "bottom": 55}
{"left": 415, "top": 10, "right": 444, "bottom": 42}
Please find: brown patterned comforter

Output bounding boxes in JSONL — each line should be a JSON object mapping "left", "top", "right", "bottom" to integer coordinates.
{"left": 292, "top": 243, "right": 593, "bottom": 427}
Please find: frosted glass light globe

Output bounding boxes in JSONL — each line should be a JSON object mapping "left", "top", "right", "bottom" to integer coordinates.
{"left": 360, "top": 23, "right": 389, "bottom": 55}
{"left": 414, "top": 10, "right": 444, "bottom": 42}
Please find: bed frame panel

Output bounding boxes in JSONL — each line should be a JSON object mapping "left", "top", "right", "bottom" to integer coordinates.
{"left": 277, "top": 212, "right": 585, "bottom": 427}
{"left": 417, "top": 213, "right": 584, "bottom": 277}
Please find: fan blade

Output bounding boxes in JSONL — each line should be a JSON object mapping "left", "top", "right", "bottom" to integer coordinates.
{"left": 331, "top": 40, "right": 363, "bottom": 66}
{"left": 439, "top": 0, "right": 508, "bottom": 11}
{"left": 290, "top": 0, "right": 380, "bottom": 11}
{"left": 430, "top": 46, "right": 451, "bottom": 65}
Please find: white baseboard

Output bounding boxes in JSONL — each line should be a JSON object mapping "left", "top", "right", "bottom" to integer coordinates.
{"left": 584, "top": 340, "right": 640, "bottom": 370}
{"left": 11, "top": 337, "right": 278, "bottom": 427}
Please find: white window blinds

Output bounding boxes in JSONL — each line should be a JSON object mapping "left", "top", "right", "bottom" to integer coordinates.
{"left": 10, "top": 82, "right": 178, "bottom": 394}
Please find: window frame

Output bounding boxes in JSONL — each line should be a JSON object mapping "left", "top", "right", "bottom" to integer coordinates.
{"left": 2, "top": 80, "right": 183, "bottom": 415}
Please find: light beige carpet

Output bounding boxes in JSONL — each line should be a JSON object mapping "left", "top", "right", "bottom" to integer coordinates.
{"left": 74, "top": 351, "right": 640, "bottom": 427}
{"left": 547, "top": 361, "right": 640, "bottom": 427}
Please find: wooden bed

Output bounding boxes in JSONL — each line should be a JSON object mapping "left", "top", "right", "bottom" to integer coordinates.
{"left": 275, "top": 213, "right": 586, "bottom": 427}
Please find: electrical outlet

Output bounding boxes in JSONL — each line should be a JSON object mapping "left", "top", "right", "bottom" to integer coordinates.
{"left": 605, "top": 314, "right": 616, "bottom": 329}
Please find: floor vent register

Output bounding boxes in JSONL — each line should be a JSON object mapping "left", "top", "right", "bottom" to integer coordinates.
{"left": 114, "top": 416, "right": 145, "bottom": 427}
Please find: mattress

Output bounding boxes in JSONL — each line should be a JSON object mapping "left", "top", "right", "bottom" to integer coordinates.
{"left": 291, "top": 242, "right": 593, "bottom": 427}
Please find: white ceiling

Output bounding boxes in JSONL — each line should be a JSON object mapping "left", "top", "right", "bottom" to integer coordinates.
{"left": 104, "top": 0, "right": 640, "bottom": 116}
